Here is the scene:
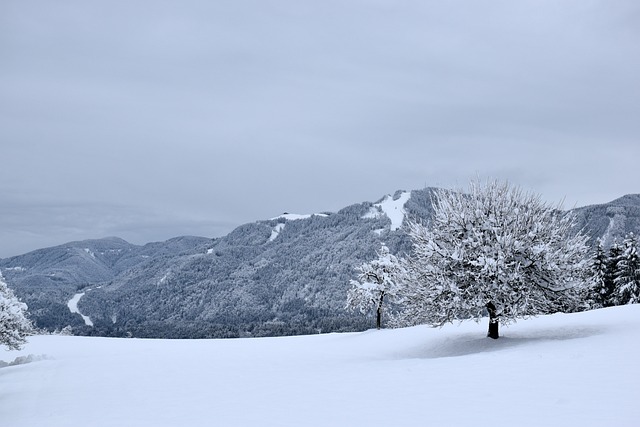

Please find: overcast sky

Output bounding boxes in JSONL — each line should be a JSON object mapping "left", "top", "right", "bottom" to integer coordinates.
{"left": 1, "top": 0, "right": 639, "bottom": 258}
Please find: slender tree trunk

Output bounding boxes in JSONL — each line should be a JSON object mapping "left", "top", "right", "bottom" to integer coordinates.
{"left": 376, "top": 291, "right": 385, "bottom": 330}
{"left": 486, "top": 301, "right": 499, "bottom": 339}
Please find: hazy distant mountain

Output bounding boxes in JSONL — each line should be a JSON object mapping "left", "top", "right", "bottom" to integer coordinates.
{"left": 1, "top": 189, "right": 638, "bottom": 338}
{"left": 0, "top": 236, "right": 212, "bottom": 332}
{"left": 572, "top": 194, "right": 640, "bottom": 248}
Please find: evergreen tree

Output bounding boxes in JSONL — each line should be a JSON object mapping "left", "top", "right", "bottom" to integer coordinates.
{"left": 393, "top": 180, "right": 591, "bottom": 338}
{"left": 613, "top": 233, "right": 640, "bottom": 305}
{"left": 605, "top": 241, "right": 623, "bottom": 306}
{"left": 0, "top": 271, "right": 33, "bottom": 350}
{"left": 589, "top": 240, "right": 612, "bottom": 308}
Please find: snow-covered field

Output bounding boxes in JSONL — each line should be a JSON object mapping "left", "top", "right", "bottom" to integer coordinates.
{"left": 2, "top": 306, "right": 639, "bottom": 427}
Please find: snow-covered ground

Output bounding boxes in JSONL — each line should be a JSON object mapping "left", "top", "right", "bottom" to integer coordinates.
{"left": 364, "top": 191, "right": 411, "bottom": 231}
{"left": 270, "top": 213, "right": 329, "bottom": 221}
{"left": 269, "top": 222, "right": 286, "bottom": 241}
{"left": 66, "top": 292, "right": 93, "bottom": 327}
{"left": 2, "top": 306, "right": 639, "bottom": 427}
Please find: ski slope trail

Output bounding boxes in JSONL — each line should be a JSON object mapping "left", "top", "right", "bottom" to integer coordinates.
{"left": 67, "top": 292, "right": 93, "bottom": 327}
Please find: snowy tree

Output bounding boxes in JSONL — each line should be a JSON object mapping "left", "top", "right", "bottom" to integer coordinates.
{"left": 1, "top": 271, "right": 33, "bottom": 350}
{"left": 589, "top": 240, "right": 613, "bottom": 308}
{"left": 604, "top": 241, "right": 624, "bottom": 306}
{"left": 612, "top": 233, "right": 640, "bottom": 305}
{"left": 393, "top": 180, "right": 591, "bottom": 339}
{"left": 346, "top": 244, "right": 403, "bottom": 329}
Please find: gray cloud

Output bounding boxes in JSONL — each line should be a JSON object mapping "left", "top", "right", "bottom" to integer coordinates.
{"left": 1, "top": 0, "right": 639, "bottom": 257}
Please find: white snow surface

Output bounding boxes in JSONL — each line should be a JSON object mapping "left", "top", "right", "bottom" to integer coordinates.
{"left": 83, "top": 248, "right": 96, "bottom": 259}
{"left": 66, "top": 292, "right": 93, "bottom": 327}
{"left": 2, "top": 306, "right": 640, "bottom": 427}
{"left": 269, "top": 223, "right": 286, "bottom": 241}
{"left": 158, "top": 272, "right": 171, "bottom": 286}
{"left": 364, "top": 191, "right": 411, "bottom": 230}
{"left": 270, "top": 213, "right": 328, "bottom": 221}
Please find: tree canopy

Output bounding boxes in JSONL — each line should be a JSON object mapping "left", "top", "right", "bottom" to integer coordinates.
{"left": 346, "top": 244, "right": 403, "bottom": 329}
{"left": 392, "top": 180, "right": 591, "bottom": 337}
{"left": 1, "top": 271, "right": 33, "bottom": 350}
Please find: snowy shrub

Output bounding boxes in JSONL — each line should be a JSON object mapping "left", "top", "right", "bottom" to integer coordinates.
{"left": 0, "top": 354, "right": 50, "bottom": 368}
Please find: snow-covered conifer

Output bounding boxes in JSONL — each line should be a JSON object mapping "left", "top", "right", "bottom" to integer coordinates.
{"left": 612, "top": 233, "right": 640, "bottom": 305}
{"left": 346, "top": 244, "right": 403, "bottom": 329}
{"left": 0, "top": 271, "right": 33, "bottom": 350}
{"left": 393, "top": 179, "right": 591, "bottom": 338}
{"left": 589, "top": 240, "right": 613, "bottom": 308}
{"left": 604, "top": 241, "right": 623, "bottom": 306}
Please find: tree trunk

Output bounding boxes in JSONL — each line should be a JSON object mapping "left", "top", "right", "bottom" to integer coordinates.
{"left": 486, "top": 301, "right": 499, "bottom": 339}
{"left": 376, "top": 291, "right": 385, "bottom": 330}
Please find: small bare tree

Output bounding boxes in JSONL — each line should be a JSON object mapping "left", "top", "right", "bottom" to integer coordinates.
{"left": 346, "top": 244, "right": 403, "bottom": 329}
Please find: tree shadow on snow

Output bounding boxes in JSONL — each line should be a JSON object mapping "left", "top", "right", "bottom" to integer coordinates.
{"left": 396, "top": 325, "right": 607, "bottom": 359}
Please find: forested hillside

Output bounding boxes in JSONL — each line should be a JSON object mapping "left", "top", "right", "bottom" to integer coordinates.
{"left": 572, "top": 194, "right": 640, "bottom": 247}
{"left": 1, "top": 189, "right": 638, "bottom": 338}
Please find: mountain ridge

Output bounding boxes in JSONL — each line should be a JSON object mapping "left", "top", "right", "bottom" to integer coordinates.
{"left": 1, "top": 189, "right": 638, "bottom": 338}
